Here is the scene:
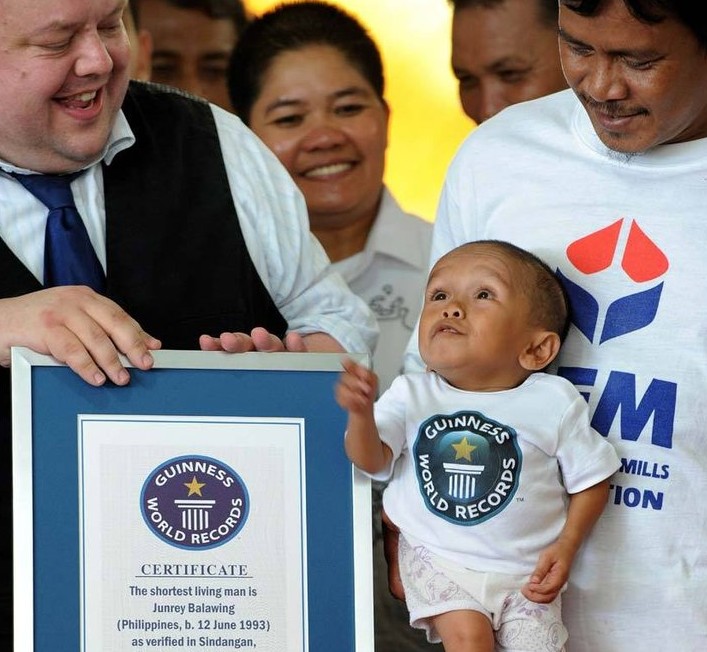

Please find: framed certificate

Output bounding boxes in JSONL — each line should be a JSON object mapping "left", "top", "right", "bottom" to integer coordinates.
{"left": 12, "top": 348, "right": 372, "bottom": 652}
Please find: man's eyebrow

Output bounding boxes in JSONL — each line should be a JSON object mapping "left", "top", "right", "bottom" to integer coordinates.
{"left": 488, "top": 56, "right": 531, "bottom": 72}
{"left": 453, "top": 56, "right": 532, "bottom": 82}
{"left": 151, "top": 49, "right": 181, "bottom": 59}
{"left": 199, "top": 53, "right": 231, "bottom": 63}
{"left": 29, "top": 2, "right": 125, "bottom": 37}
{"left": 558, "top": 27, "right": 587, "bottom": 47}
{"left": 27, "top": 20, "right": 78, "bottom": 37}
{"left": 558, "top": 27, "right": 662, "bottom": 59}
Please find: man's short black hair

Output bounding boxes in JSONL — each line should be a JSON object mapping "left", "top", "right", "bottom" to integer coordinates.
{"left": 128, "top": 0, "right": 140, "bottom": 28}
{"left": 449, "top": 0, "right": 559, "bottom": 28}
{"left": 131, "top": 0, "right": 249, "bottom": 35}
{"left": 561, "top": 0, "right": 707, "bottom": 50}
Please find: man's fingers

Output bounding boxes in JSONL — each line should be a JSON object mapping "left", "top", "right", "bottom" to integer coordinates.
{"left": 250, "top": 327, "right": 286, "bottom": 352}
{"left": 341, "top": 357, "right": 362, "bottom": 375}
{"left": 199, "top": 334, "right": 222, "bottom": 351}
{"left": 58, "top": 294, "right": 159, "bottom": 383}
{"left": 84, "top": 294, "right": 161, "bottom": 368}
{"left": 283, "top": 332, "right": 307, "bottom": 352}
{"left": 0, "top": 288, "right": 158, "bottom": 386}
{"left": 45, "top": 326, "right": 110, "bottom": 386}
{"left": 213, "top": 332, "right": 257, "bottom": 353}
{"left": 199, "top": 329, "right": 312, "bottom": 354}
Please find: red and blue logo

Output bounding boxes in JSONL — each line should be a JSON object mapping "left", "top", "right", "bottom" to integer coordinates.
{"left": 556, "top": 220, "right": 675, "bottom": 508}
{"left": 557, "top": 219, "right": 669, "bottom": 343}
{"left": 555, "top": 219, "right": 676, "bottom": 454}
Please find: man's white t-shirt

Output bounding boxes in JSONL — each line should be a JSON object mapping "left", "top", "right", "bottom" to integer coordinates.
{"left": 409, "top": 89, "right": 707, "bottom": 651}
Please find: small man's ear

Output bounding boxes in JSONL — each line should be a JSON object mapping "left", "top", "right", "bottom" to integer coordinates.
{"left": 518, "top": 331, "right": 561, "bottom": 371}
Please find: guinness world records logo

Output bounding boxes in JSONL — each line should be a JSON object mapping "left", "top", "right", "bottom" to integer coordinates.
{"left": 140, "top": 454, "right": 249, "bottom": 550}
{"left": 414, "top": 411, "right": 522, "bottom": 525}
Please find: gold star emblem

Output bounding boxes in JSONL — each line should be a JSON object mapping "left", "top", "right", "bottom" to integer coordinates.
{"left": 184, "top": 475, "right": 206, "bottom": 497}
{"left": 451, "top": 436, "right": 476, "bottom": 461}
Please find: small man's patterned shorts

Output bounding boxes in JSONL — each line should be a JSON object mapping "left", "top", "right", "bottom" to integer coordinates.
{"left": 398, "top": 534, "right": 568, "bottom": 651}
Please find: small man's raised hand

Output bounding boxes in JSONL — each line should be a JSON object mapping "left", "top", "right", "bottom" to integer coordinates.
{"left": 335, "top": 357, "right": 377, "bottom": 414}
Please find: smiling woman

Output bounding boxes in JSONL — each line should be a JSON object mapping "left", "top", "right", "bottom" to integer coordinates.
{"left": 245, "top": 43, "right": 389, "bottom": 255}
{"left": 229, "top": 1, "right": 433, "bottom": 393}
{"left": 247, "top": 0, "right": 470, "bottom": 223}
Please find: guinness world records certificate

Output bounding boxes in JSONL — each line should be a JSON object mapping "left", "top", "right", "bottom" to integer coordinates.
{"left": 12, "top": 349, "right": 372, "bottom": 652}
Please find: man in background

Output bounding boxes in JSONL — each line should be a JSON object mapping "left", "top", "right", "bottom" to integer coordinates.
{"left": 450, "top": 0, "right": 567, "bottom": 123}
{"left": 125, "top": 1, "right": 153, "bottom": 80}
{"left": 138, "top": 0, "right": 248, "bottom": 110}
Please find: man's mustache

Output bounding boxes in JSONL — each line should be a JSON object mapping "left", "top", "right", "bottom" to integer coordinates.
{"left": 578, "top": 93, "right": 649, "bottom": 119}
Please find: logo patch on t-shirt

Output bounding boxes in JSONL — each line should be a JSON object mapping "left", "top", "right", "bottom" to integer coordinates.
{"left": 413, "top": 411, "right": 522, "bottom": 525}
{"left": 560, "top": 218, "right": 668, "bottom": 344}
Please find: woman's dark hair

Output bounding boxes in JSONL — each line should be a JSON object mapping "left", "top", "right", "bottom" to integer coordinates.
{"left": 561, "top": 0, "right": 707, "bottom": 50}
{"left": 228, "top": 1, "right": 384, "bottom": 124}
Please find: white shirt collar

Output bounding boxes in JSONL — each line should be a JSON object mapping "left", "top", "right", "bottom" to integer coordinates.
{"left": 0, "top": 109, "right": 135, "bottom": 174}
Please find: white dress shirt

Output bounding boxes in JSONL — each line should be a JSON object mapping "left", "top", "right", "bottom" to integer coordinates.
{"left": 0, "top": 102, "right": 377, "bottom": 355}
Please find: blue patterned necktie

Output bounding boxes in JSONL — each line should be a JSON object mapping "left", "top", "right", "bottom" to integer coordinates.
{"left": 12, "top": 172, "right": 106, "bottom": 292}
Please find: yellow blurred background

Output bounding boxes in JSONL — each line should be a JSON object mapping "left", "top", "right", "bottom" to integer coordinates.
{"left": 247, "top": 0, "right": 473, "bottom": 222}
